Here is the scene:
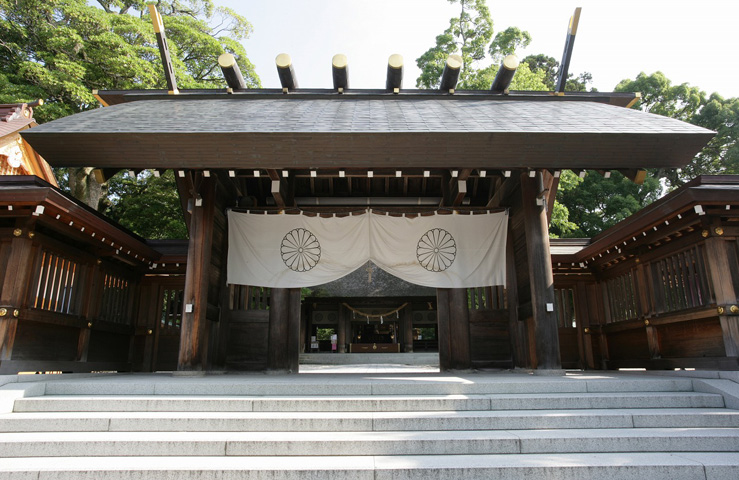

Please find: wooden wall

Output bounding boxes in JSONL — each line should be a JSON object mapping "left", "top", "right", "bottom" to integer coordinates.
{"left": 555, "top": 233, "right": 739, "bottom": 370}
{"left": 0, "top": 227, "right": 142, "bottom": 374}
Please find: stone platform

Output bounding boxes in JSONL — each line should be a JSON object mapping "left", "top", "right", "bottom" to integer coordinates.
{"left": 1, "top": 370, "right": 739, "bottom": 479}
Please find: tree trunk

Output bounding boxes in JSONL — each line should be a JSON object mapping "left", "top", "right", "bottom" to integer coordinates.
{"left": 68, "top": 167, "right": 106, "bottom": 210}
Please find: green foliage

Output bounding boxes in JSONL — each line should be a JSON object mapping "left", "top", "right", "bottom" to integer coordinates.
{"left": 103, "top": 170, "right": 188, "bottom": 239}
{"left": 0, "top": 0, "right": 259, "bottom": 237}
{"left": 521, "top": 54, "right": 592, "bottom": 91}
{"left": 0, "top": 0, "right": 260, "bottom": 123}
{"left": 616, "top": 72, "right": 739, "bottom": 187}
{"left": 548, "top": 170, "right": 580, "bottom": 238}
{"left": 415, "top": 0, "right": 493, "bottom": 89}
{"left": 556, "top": 171, "right": 662, "bottom": 238}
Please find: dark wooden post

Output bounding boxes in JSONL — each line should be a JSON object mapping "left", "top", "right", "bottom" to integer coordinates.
{"left": 268, "top": 287, "right": 300, "bottom": 372}
{"left": 449, "top": 288, "right": 471, "bottom": 369}
{"left": 403, "top": 304, "right": 413, "bottom": 353}
{"left": 76, "top": 260, "right": 103, "bottom": 362}
{"left": 437, "top": 289, "right": 451, "bottom": 370}
{"left": 337, "top": 304, "right": 347, "bottom": 353}
{"left": 521, "top": 172, "right": 562, "bottom": 370}
{"left": 177, "top": 177, "right": 217, "bottom": 372}
{"left": 437, "top": 288, "right": 471, "bottom": 370}
{"left": 704, "top": 235, "right": 739, "bottom": 358}
{"left": 0, "top": 220, "right": 37, "bottom": 361}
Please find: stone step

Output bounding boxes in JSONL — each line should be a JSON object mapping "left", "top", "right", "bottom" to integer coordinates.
{"left": 12, "top": 391, "right": 724, "bottom": 413}
{"left": 1, "top": 452, "right": 737, "bottom": 479}
{"left": 38, "top": 376, "right": 695, "bottom": 396}
{"left": 3, "top": 408, "right": 739, "bottom": 432}
{"left": 0, "top": 428, "right": 737, "bottom": 457}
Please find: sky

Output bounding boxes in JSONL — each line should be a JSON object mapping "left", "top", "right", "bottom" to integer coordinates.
{"left": 220, "top": 0, "right": 739, "bottom": 97}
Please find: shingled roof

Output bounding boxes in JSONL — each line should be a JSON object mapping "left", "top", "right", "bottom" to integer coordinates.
{"left": 21, "top": 91, "right": 714, "bottom": 170}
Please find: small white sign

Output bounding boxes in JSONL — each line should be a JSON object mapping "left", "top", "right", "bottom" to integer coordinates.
{"left": 546, "top": 303, "right": 554, "bottom": 312}
{"left": 185, "top": 304, "right": 194, "bottom": 313}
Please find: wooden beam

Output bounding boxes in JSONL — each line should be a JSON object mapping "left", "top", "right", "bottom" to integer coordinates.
{"left": 267, "top": 169, "right": 294, "bottom": 208}
{"left": 177, "top": 177, "right": 216, "bottom": 371}
{"left": 386, "top": 54, "right": 403, "bottom": 92}
{"left": 148, "top": 4, "right": 178, "bottom": 94}
{"left": 276, "top": 53, "right": 298, "bottom": 90}
{"left": 332, "top": 54, "right": 349, "bottom": 91}
{"left": 486, "top": 175, "right": 519, "bottom": 208}
{"left": 92, "top": 168, "right": 121, "bottom": 184}
{"left": 520, "top": 171, "right": 561, "bottom": 370}
{"left": 440, "top": 54, "right": 462, "bottom": 92}
{"left": 620, "top": 168, "right": 648, "bottom": 185}
{"left": 491, "top": 55, "right": 519, "bottom": 93}
{"left": 542, "top": 170, "right": 560, "bottom": 225}
{"left": 174, "top": 170, "right": 193, "bottom": 232}
{"left": 218, "top": 53, "right": 247, "bottom": 90}
{"left": 555, "top": 7, "right": 581, "bottom": 93}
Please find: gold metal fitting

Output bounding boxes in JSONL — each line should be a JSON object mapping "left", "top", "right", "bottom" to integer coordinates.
{"left": 715, "top": 227, "right": 724, "bottom": 236}
{"left": 635, "top": 257, "right": 640, "bottom": 264}
{"left": 12, "top": 228, "right": 22, "bottom": 237}
{"left": 702, "top": 230, "right": 709, "bottom": 238}
{"left": 732, "top": 305, "right": 739, "bottom": 314}
{"left": 0, "top": 308, "right": 6, "bottom": 317}
{"left": 13, "top": 309, "right": 19, "bottom": 317}
{"left": 718, "top": 306, "right": 726, "bottom": 315}
{"left": 148, "top": 329, "right": 153, "bottom": 335}
{"left": 27, "top": 231, "right": 35, "bottom": 239}
{"left": 583, "top": 327, "right": 590, "bottom": 334}
{"left": 96, "top": 259, "right": 102, "bottom": 265}
{"left": 644, "top": 319, "right": 650, "bottom": 326}
{"left": 87, "top": 322, "right": 93, "bottom": 328}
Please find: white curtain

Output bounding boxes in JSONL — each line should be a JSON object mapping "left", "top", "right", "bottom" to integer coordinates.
{"left": 227, "top": 210, "right": 507, "bottom": 289}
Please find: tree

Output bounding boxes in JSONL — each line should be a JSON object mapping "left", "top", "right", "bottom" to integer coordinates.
{"left": 556, "top": 171, "right": 662, "bottom": 238}
{"left": 0, "top": 0, "right": 260, "bottom": 215}
{"left": 415, "top": 0, "right": 493, "bottom": 89}
{"left": 104, "top": 170, "right": 188, "bottom": 239}
{"left": 616, "top": 72, "right": 739, "bottom": 187}
{"left": 522, "top": 54, "right": 593, "bottom": 92}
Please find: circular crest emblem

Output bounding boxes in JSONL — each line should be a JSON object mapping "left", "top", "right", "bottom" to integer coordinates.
{"left": 416, "top": 228, "right": 456, "bottom": 272}
{"left": 281, "top": 228, "right": 321, "bottom": 272}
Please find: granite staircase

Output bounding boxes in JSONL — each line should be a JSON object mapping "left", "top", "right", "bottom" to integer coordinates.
{"left": 1, "top": 373, "right": 739, "bottom": 479}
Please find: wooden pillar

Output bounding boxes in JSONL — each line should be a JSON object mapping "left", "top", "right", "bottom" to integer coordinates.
{"left": 268, "top": 287, "right": 300, "bottom": 372}
{"left": 177, "top": 177, "right": 217, "bottom": 371}
{"left": 403, "top": 304, "right": 413, "bottom": 353}
{"left": 521, "top": 172, "right": 561, "bottom": 370}
{"left": 0, "top": 219, "right": 37, "bottom": 361}
{"left": 437, "top": 288, "right": 471, "bottom": 370}
{"left": 337, "top": 304, "right": 347, "bottom": 353}
{"left": 437, "top": 289, "right": 451, "bottom": 370}
{"left": 704, "top": 236, "right": 739, "bottom": 358}
{"left": 287, "top": 288, "right": 301, "bottom": 371}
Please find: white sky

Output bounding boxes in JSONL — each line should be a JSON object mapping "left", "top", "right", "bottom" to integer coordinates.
{"left": 221, "top": 0, "right": 739, "bottom": 97}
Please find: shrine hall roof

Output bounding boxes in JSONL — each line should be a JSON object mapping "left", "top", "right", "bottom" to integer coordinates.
{"left": 21, "top": 90, "right": 714, "bottom": 170}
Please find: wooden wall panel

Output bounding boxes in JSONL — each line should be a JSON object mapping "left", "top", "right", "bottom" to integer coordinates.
{"left": 469, "top": 309, "right": 511, "bottom": 367}
{"left": 11, "top": 320, "right": 78, "bottom": 361}
{"left": 87, "top": 330, "right": 130, "bottom": 363}
{"left": 606, "top": 328, "right": 650, "bottom": 362}
{"left": 225, "top": 311, "right": 269, "bottom": 370}
{"left": 657, "top": 318, "right": 725, "bottom": 358}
